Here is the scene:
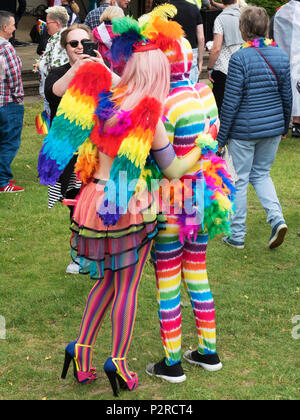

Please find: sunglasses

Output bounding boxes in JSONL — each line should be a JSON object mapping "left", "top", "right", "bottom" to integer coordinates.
{"left": 66, "top": 39, "right": 90, "bottom": 48}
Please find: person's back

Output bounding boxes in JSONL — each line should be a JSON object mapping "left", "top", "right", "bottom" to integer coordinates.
{"left": 0, "top": 0, "right": 18, "bottom": 14}
{"left": 164, "top": 38, "right": 218, "bottom": 157}
{"left": 0, "top": 0, "right": 26, "bottom": 22}
{"left": 169, "top": 0, "right": 204, "bottom": 84}
{"left": 218, "top": 44, "right": 292, "bottom": 143}
{"left": 84, "top": 1, "right": 111, "bottom": 29}
{"left": 169, "top": 0, "right": 201, "bottom": 49}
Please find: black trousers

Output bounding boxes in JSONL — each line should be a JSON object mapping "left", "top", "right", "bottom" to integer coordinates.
{"left": 211, "top": 70, "right": 227, "bottom": 115}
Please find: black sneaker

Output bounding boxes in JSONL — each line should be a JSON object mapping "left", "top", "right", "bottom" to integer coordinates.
{"left": 146, "top": 358, "right": 186, "bottom": 383}
{"left": 183, "top": 350, "right": 222, "bottom": 372}
{"left": 292, "top": 124, "right": 300, "bottom": 138}
{"left": 268, "top": 221, "right": 287, "bottom": 249}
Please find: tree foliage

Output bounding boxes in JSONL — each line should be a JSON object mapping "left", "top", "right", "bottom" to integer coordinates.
{"left": 248, "top": 0, "right": 286, "bottom": 16}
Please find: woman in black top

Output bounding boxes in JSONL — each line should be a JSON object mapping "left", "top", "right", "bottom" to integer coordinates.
{"left": 44, "top": 23, "right": 98, "bottom": 274}
{"left": 45, "top": 23, "right": 94, "bottom": 123}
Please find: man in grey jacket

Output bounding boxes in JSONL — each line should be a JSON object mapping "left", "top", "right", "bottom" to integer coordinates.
{"left": 206, "top": 0, "right": 243, "bottom": 113}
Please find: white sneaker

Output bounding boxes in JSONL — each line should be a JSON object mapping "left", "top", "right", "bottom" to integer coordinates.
{"left": 66, "top": 261, "right": 79, "bottom": 274}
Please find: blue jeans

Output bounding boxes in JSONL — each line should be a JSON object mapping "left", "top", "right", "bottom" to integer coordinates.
{"left": 0, "top": 103, "right": 24, "bottom": 188}
{"left": 228, "top": 136, "right": 284, "bottom": 242}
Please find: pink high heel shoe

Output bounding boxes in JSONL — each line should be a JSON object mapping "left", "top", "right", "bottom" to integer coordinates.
{"left": 104, "top": 357, "right": 138, "bottom": 397}
{"left": 61, "top": 341, "right": 98, "bottom": 384}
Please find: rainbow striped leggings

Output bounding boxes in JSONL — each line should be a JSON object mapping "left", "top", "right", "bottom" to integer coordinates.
{"left": 152, "top": 216, "right": 216, "bottom": 365}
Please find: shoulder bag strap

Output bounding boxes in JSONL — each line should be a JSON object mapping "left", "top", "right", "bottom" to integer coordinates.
{"left": 251, "top": 46, "right": 278, "bottom": 85}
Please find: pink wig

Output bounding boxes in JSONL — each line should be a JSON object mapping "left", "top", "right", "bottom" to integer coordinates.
{"left": 112, "top": 49, "right": 170, "bottom": 116}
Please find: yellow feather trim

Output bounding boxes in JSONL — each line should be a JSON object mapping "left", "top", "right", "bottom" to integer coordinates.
{"left": 117, "top": 127, "right": 153, "bottom": 168}
{"left": 56, "top": 86, "right": 97, "bottom": 130}
{"left": 139, "top": 4, "right": 177, "bottom": 26}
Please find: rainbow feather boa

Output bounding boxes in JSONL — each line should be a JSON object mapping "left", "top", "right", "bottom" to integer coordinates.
{"left": 241, "top": 38, "right": 278, "bottom": 49}
{"left": 173, "top": 133, "right": 236, "bottom": 242}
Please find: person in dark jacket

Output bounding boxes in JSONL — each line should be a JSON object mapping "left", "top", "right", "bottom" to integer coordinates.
{"left": 0, "top": 0, "right": 26, "bottom": 45}
{"left": 0, "top": 0, "right": 26, "bottom": 25}
{"left": 217, "top": 6, "right": 292, "bottom": 250}
{"left": 61, "top": 0, "right": 81, "bottom": 26}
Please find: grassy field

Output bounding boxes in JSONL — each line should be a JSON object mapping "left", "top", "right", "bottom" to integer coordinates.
{"left": 0, "top": 102, "right": 299, "bottom": 401}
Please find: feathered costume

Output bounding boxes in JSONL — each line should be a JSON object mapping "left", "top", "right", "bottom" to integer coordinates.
{"left": 37, "top": 8, "right": 185, "bottom": 280}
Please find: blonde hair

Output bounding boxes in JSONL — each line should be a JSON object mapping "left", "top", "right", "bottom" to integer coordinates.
{"left": 69, "top": 1, "right": 80, "bottom": 15}
{"left": 239, "top": 6, "right": 269, "bottom": 41}
{"left": 46, "top": 6, "right": 69, "bottom": 28}
{"left": 100, "top": 6, "right": 124, "bottom": 23}
{"left": 108, "top": 49, "right": 170, "bottom": 125}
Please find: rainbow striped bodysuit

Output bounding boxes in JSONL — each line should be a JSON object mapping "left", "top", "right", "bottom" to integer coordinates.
{"left": 152, "top": 38, "right": 230, "bottom": 366}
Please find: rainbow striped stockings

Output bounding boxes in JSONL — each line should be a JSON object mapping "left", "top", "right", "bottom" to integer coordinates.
{"left": 75, "top": 242, "right": 152, "bottom": 381}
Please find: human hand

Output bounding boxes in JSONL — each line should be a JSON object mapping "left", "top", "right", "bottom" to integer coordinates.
{"left": 72, "top": 54, "right": 93, "bottom": 71}
{"left": 216, "top": 145, "right": 224, "bottom": 157}
{"left": 89, "top": 50, "right": 105, "bottom": 66}
{"left": 208, "top": 69, "right": 214, "bottom": 83}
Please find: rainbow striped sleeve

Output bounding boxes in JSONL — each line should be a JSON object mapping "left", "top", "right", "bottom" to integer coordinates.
{"left": 37, "top": 62, "right": 112, "bottom": 186}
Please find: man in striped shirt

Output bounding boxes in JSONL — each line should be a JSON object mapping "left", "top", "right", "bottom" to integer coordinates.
{"left": 0, "top": 10, "right": 24, "bottom": 193}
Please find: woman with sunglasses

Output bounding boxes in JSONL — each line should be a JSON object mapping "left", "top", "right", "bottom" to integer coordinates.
{"left": 45, "top": 22, "right": 96, "bottom": 120}
{"left": 44, "top": 23, "right": 97, "bottom": 274}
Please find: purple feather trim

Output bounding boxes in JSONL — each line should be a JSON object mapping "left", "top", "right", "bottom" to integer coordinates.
{"left": 97, "top": 201, "right": 124, "bottom": 226}
{"left": 37, "top": 151, "right": 63, "bottom": 186}
{"left": 105, "top": 110, "right": 132, "bottom": 136}
{"left": 177, "top": 209, "right": 201, "bottom": 244}
{"left": 110, "top": 30, "right": 142, "bottom": 63}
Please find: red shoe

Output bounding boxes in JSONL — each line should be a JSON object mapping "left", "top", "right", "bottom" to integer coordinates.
{"left": 0, "top": 183, "right": 24, "bottom": 193}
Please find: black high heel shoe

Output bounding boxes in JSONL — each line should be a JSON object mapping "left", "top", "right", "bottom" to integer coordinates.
{"left": 104, "top": 357, "right": 138, "bottom": 397}
{"left": 61, "top": 341, "right": 98, "bottom": 384}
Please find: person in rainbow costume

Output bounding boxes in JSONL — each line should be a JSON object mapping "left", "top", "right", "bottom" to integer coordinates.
{"left": 37, "top": 7, "right": 221, "bottom": 397}
{"left": 144, "top": 5, "right": 236, "bottom": 383}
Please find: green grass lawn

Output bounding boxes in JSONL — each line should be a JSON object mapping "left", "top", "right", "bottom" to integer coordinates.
{"left": 0, "top": 102, "right": 299, "bottom": 400}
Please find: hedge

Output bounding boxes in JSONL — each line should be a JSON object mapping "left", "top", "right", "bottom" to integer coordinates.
{"left": 248, "top": 0, "right": 286, "bottom": 16}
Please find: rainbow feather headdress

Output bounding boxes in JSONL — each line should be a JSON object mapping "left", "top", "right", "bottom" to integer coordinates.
{"left": 109, "top": 4, "right": 184, "bottom": 65}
